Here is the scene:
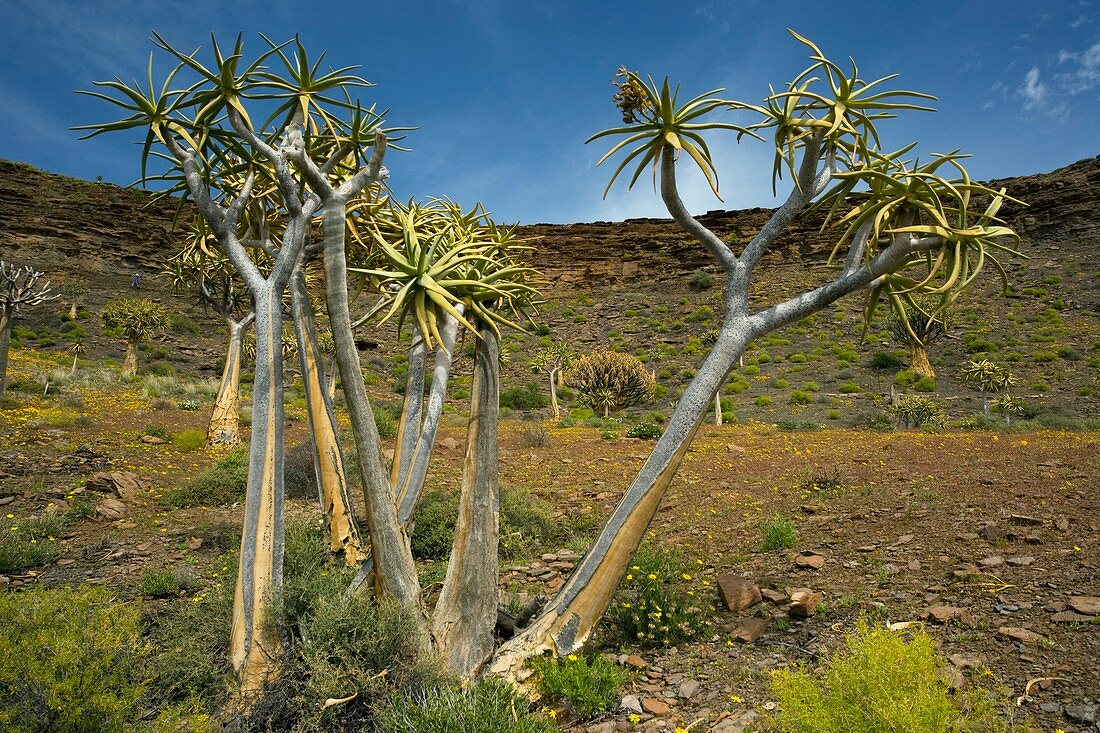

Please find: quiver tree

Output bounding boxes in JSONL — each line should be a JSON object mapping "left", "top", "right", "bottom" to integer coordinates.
{"left": 1, "top": 262, "right": 59, "bottom": 394}
{"left": 79, "top": 33, "right": 392, "bottom": 696}
{"left": 69, "top": 342, "right": 85, "bottom": 375}
{"left": 101, "top": 297, "right": 168, "bottom": 378}
{"left": 60, "top": 281, "right": 90, "bottom": 320}
{"left": 165, "top": 221, "right": 256, "bottom": 446}
{"left": 490, "top": 30, "right": 1022, "bottom": 680}
{"left": 961, "top": 359, "right": 1015, "bottom": 415}
{"left": 701, "top": 328, "right": 724, "bottom": 424}
{"left": 351, "top": 197, "right": 540, "bottom": 676}
{"left": 886, "top": 296, "right": 951, "bottom": 378}
{"left": 567, "top": 350, "right": 655, "bottom": 417}
{"left": 532, "top": 341, "right": 574, "bottom": 419}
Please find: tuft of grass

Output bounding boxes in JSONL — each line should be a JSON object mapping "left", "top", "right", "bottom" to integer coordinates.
{"left": 170, "top": 429, "right": 207, "bottom": 452}
{"left": 380, "top": 678, "right": 557, "bottom": 733}
{"left": 762, "top": 514, "right": 797, "bottom": 551}
{"left": 530, "top": 653, "right": 626, "bottom": 719}
{"left": 140, "top": 568, "right": 183, "bottom": 598}
{"left": 770, "top": 621, "right": 1017, "bottom": 733}
{"left": 0, "top": 516, "right": 65, "bottom": 573}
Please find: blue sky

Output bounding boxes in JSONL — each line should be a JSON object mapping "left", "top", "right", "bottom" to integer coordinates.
{"left": 1, "top": 0, "right": 1097, "bottom": 224}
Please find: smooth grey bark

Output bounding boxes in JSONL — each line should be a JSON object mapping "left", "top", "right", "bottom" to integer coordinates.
{"left": 489, "top": 136, "right": 942, "bottom": 679}
{"left": 292, "top": 137, "right": 421, "bottom": 608}
{"left": 392, "top": 334, "right": 426, "bottom": 491}
{"left": 0, "top": 307, "right": 11, "bottom": 394}
{"left": 433, "top": 326, "right": 500, "bottom": 677}
{"left": 397, "top": 309, "right": 461, "bottom": 524}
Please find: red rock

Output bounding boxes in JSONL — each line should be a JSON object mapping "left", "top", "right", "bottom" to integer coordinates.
{"left": 1050, "top": 610, "right": 1092, "bottom": 623}
{"left": 793, "top": 552, "right": 825, "bottom": 569}
{"left": 761, "top": 588, "right": 789, "bottom": 604}
{"left": 95, "top": 498, "right": 126, "bottom": 520}
{"left": 925, "top": 605, "right": 970, "bottom": 623}
{"left": 997, "top": 626, "right": 1045, "bottom": 645}
{"left": 1068, "top": 596, "right": 1100, "bottom": 615}
{"left": 788, "top": 590, "right": 823, "bottom": 617}
{"left": 620, "top": 654, "right": 648, "bottom": 669}
{"left": 717, "top": 575, "right": 761, "bottom": 612}
{"left": 641, "top": 698, "right": 670, "bottom": 715}
{"left": 186, "top": 537, "right": 203, "bottom": 550}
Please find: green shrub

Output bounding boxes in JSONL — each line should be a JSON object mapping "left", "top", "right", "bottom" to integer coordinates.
{"left": 500, "top": 381, "right": 548, "bottom": 410}
{"left": 887, "top": 396, "right": 947, "bottom": 430}
{"left": 609, "top": 544, "right": 711, "bottom": 647}
{"left": 380, "top": 678, "right": 557, "bottom": 733}
{"left": 870, "top": 351, "right": 904, "bottom": 370}
{"left": 178, "top": 398, "right": 200, "bottom": 411}
{"left": 688, "top": 269, "right": 713, "bottom": 290}
{"left": 770, "top": 621, "right": 1012, "bottom": 733}
{"left": 143, "top": 424, "right": 171, "bottom": 440}
{"left": 762, "top": 514, "right": 796, "bottom": 551}
{"left": 626, "top": 421, "right": 662, "bottom": 439}
{"left": 567, "top": 351, "right": 655, "bottom": 416}
{"left": 755, "top": 395, "right": 774, "bottom": 407}
{"left": 837, "top": 381, "right": 861, "bottom": 394}
{"left": 160, "top": 446, "right": 248, "bottom": 508}
{"left": 531, "top": 653, "right": 626, "bottom": 719}
{"left": 0, "top": 586, "right": 146, "bottom": 732}
{"left": 170, "top": 429, "right": 207, "bottom": 451}
{"left": 410, "top": 489, "right": 459, "bottom": 561}
{"left": 789, "top": 390, "right": 814, "bottom": 405}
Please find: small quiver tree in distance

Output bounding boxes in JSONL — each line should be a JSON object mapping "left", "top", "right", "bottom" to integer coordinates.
{"left": 60, "top": 281, "right": 90, "bottom": 321}
{"left": 78, "top": 33, "right": 394, "bottom": 698}
{"left": 531, "top": 341, "right": 575, "bottom": 419}
{"left": 961, "top": 359, "right": 1015, "bottom": 415}
{"left": 489, "top": 30, "right": 1023, "bottom": 680}
{"left": 568, "top": 350, "right": 655, "bottom": 417}
{"left": 165, "top": 219, "right": 256, "bottom": 447}
{"left": 886, "top": 296, "right": 950, "bottom": 378}
{"left": 101, "top": 297, "right": 169, "bottom": 378}
{"left": 1, "top": 262, "right": 58, "bottom": 394}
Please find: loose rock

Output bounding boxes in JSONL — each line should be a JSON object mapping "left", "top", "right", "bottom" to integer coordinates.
{"left": 717, "top": 575, "right": 761, "bottom": 612}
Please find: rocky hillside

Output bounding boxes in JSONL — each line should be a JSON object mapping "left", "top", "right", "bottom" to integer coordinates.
{"left": 2, "top": 155, "right": 1098, "bottom": 423}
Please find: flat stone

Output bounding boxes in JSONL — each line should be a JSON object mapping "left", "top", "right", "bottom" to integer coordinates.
{"left": 1050, "top": 610, "right": 1092, "bottom": 623}
{"left": 953, "top": 563, "right": 981, "bottom": 579}
{"left": 1068, "top": 596, "right": 1100, "bottom": 615}
{"left": 761, "top": 588, "right": 789, "bottom": 604}
{"left": 439, "top": 437, "right": 460, "bottom": 450}
{"left": 711, "top": 710, "right": 760, "bottom": 733}
{"left": 1006, "top": 555, "right": 1035, "bottom": 566}
{"left": 732, "top": 617, "right": 771, "bottom": 642}
{"left": 979, "top": 555, "right": 1004, "bottom": 567}
{"left": 793, "top": 552, "right": 826, "bottom": 569}
{"left": 979, "top": 525, "right": 1005, "bottom": 542}
{"left": 619, "top": 695, "right": 643, "bottom": 714}
{"left": 925, "top": 605, "right": 969, "bottom": 623}
{"left": 1064, "top": 704, "right": 1097, "bottom": 724}
{"left": 857, "top": 545, "right": 876, "bottom": 552}
{"left": 140, "top": 435, "right": 167, "bottom": 444}
{"left": 717, "top": 575, "right": 761, "bottom": 612}
{"left": 1055, "top": 517, "right": 1070, "bottom": 532}
{"left": 641, "top": 698, "right": 670, "bottom": 716}
{"left": 0, "top": 496, "right": 15, "bottom": 506}
{"left": 586, "top": 723, "right": 616, "bottom": 733}
{"left": 1009, "top": 514, "right": 1043, "bottom": 526}
{"left": 95, "top": 498, "right": 127, "bottom": 520}
{"left": 997, "top": 626, "right": 1045, "bottom": 645}
{"left": 948, "top": 653, "right": 983, "bottom": 669}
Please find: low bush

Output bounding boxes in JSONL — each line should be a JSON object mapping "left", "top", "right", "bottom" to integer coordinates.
{"left": 500, "top": 381, "right": 549, "bottom": 410}
{"left": 0, "top": 516, "right": 64, "bottom": 573}
{"left": 770, "top": 621, "right": 1014, "bottom": 733}
{"left": 140, "top": 568, "right": 183, "bottom": 598}
{"left": 531, "top": 653, "right": 626, "bottom": 719}
{"left": 626, "top": 421, "right": 662, "bottom": 439}
{"left": 870, "top": 351, "right": 905, "bottom": 370}
{"left": 688, "top": 269, "right": 713, "bottom": 290}
{"left": 159, "top": 446, "right": 248, "bottom": 508}
{"left": 887, "top": 396, "right": 947, "bottom": 430}
{"left": 380, "top": 678, "right": 556, "bottom": 733}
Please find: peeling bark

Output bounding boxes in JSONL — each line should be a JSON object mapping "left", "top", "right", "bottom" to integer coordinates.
{"left": 548, "top": 368, "right": 560, "bottom": 420}
{"left": 121, "top": 336, "right": 139, "bottom": 378}
{"left": 291, "top": 268, "right": 367, "bottom": 566}
{"left": 714, "top": 391, "right": 723, "bottom": 425}
{"left": 392, "top": 335, "right": 426, "bottom": 492}
{"left": 0, "top": 307, "right": 11, "bottom": 394}
{"left": 433, "top": 327, "right": 500, "bottom": 677}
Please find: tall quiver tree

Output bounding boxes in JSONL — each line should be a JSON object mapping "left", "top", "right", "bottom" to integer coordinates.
{"left": 353, "top": 199, "right": 540, "bottom": 675}
{"left": 60, "top": 281, "right": 90, "bottom": 320}
{"left": 886, "top": 296, "right": 951, "bottom": 378}
{"left": 102, "top": 297, "right": 169, "bottom": 378}
{"left": 78, "top": 33, "right": 391, "bottom": 697}
{"left": 490, "top": 31, "right": 1023, "bottom": 679}
{"left": 1, "top": 262, "right": 58, "bottom": 394}
{"left": 532, "top": 341, "right": 574, "bottom": 419}
{"left": 165, "top": 221, "right": 255, "bottom": 447}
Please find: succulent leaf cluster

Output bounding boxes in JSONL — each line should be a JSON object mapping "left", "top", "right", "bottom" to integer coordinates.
{"left": 567, "top": 351, "right": 655, "bottom": 416}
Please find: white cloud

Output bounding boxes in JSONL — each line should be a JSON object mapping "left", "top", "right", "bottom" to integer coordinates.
{"left": 1018, "top": 67, "right": 1048, "bottom": 111}
{"left": 1056, "top": 41, "right": 1100, "bottom": 94}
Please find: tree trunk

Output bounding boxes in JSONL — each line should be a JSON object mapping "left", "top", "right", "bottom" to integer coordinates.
{"left": 71, "top": 353, "right": 79, "bottom": 375}
{"left": 392, "top": 335, "right": 426, "bottom": 491}
{"left": 907, "top": 340, "right": 935, "bottom": 378}
{"left": 120, "top": 336, "right": 140, "bottom": 378}
{"left": 488, "top": 325, "right": 750, "bottom": 680}
{"left": 548, "top": 368, "right": 560, "bottom": 420}
{"left": 433, "top": 327, "right": 500, "bottom": 677}
{"left": 229, "top": 289, "right": 286, "bottom": 697}
{"left": 714, "top": 391, "right": 723, "bottom": 425}
{"left": 397, "top": 310, "right": 461, "bottom": 525}
{"left": 69, "top": 300, "right": 78, "bottom": 320}
{"left": 982, "top": 394, "right": 991, "bottom": 416}
{"left": 291, "top": 271, "right": 367, "bottom": 567}
{"left": 325, "top": 359, "right": 337, "bottom": 400}
{"left": 320, "top": 203, "right": 421, "bottom": 607}
{"left": 0, "top": 307, "right": 11, "bottom": 395}
{"left": 208, "top": 317, "right": 250, "bottom": 447}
